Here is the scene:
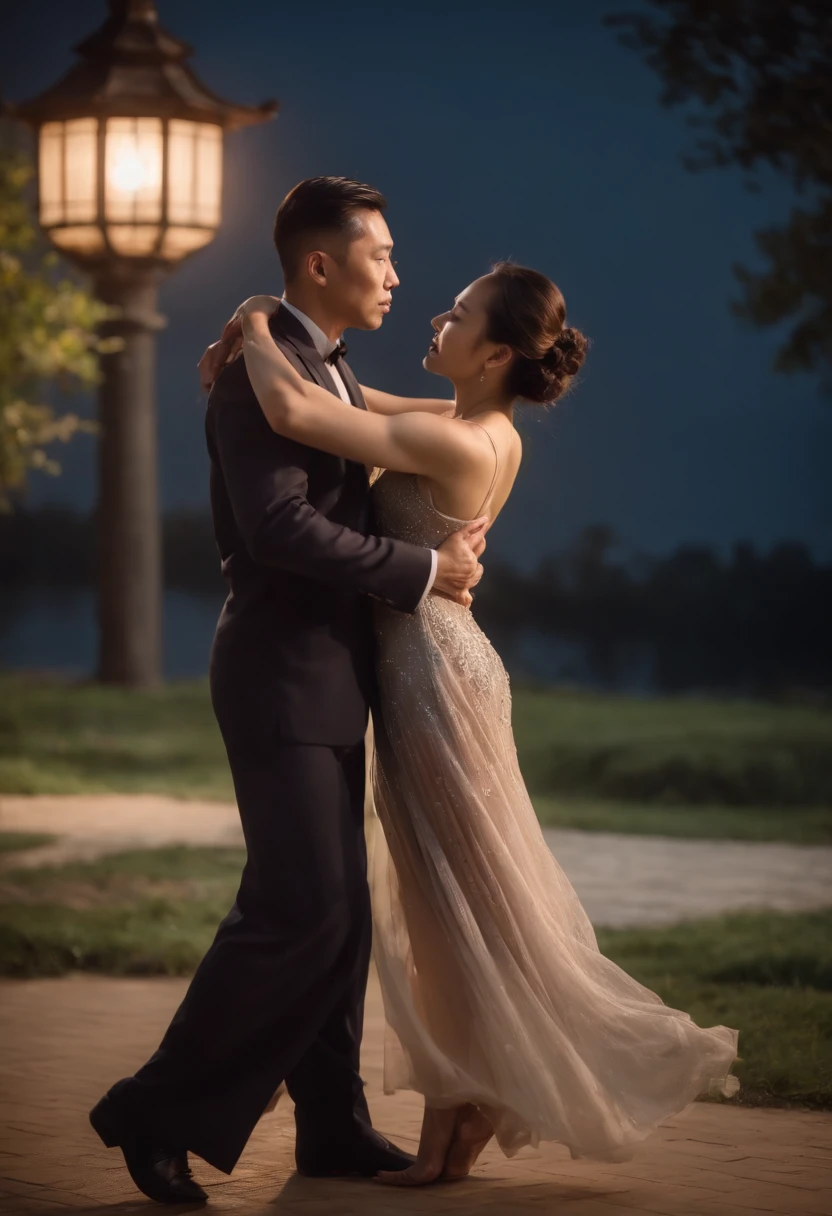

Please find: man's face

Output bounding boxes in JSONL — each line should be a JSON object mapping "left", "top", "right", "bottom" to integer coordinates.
{"left": 326, "top": 209, "right": 400, "bottom": 331}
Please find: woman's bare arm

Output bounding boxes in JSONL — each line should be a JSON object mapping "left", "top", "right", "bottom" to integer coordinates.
{"left": 196, "top": 303, "right": 453, "bottom": 416}
{"left": 360, "top": 385, "right": 455, "bottom": 417}
{"left": 241, "top": 312, "right": 492, "bottom": 482}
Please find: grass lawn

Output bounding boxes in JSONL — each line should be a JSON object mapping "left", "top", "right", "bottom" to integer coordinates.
{"left": 0, "top": 831, "right": 56, "bottom": 852}
{"left": 0, "top": 844, "right": 828, "bottom": 1110}
{"left": 0, "top": 676, "right": 230, "bottom": 801}
{"left": 532, "top": 798, "right": 832, "bottom": 843}
{"left": 1, "top": 674, "right": 830, "bottom": 842}
{"left": 597, "top": 913, "right": 832, "bottom": 1110}
{"left": 511, "top": 687, "right": 832, "bottom": 808}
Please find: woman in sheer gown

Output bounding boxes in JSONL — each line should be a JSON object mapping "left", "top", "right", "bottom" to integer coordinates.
{"left": 213, "top": 262, "right": 739, "bottom": 1187}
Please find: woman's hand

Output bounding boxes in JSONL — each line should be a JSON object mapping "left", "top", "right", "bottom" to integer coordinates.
{"left": 198, "top": 338, "right": 241, "bottom": 393}
{"left": 234, "top": 294, "right": 282, "bottom": 327}
{"left": 197, "top": 295, "right": 281, "bottom": 393}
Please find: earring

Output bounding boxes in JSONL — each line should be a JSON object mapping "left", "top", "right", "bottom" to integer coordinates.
{"left": 480, "top": 372, "right": 486, "bottom": 383}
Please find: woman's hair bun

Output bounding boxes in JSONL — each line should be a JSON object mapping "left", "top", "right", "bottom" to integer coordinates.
{"left": 485, "top": 262, "right": 588, "bottom": 405}
{"left": 542, "top": 327, "right": 588, "bottom": 383}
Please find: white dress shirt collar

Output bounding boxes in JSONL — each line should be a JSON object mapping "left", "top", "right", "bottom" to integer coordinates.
{"left": 280, "top": 298, "right": 342, "bottom": 361}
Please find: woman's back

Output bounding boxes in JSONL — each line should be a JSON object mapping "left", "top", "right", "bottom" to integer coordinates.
{"left": 415, "top": 414, "right": 522, "bottom": 527}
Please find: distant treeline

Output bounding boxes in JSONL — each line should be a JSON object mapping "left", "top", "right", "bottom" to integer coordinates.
{"left": 0, "top": 507, "right": 224, "bottom": 595}
{"left": 2, "top": 509, "right": 831, "bottom": 695}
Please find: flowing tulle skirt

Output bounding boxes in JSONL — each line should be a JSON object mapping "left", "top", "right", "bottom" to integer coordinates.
{"left": 368, "top": 593, "right": 738, "bottom": 1163}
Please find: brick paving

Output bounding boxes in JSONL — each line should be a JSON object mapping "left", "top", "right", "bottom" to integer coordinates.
{"left": 1, "top": 971, "right": 830, "bottom": 1215}
{"left": 2, "top": 794, "right": 831, "bottom": 928}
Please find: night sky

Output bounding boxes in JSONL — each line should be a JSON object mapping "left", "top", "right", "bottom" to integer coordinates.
{"left": 4, "top": 0, "right": 831, "bottom": 570}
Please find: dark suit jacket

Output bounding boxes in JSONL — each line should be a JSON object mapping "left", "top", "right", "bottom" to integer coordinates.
{"left": 205, "top": 304, "right": 432, "bottom": 747}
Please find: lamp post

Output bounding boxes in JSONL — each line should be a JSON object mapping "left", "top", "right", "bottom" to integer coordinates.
{"left": 10, "top": 0, "right": 276, "bottom": 686}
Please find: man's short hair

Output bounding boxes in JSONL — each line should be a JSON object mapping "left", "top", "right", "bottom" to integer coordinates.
{"left": 274, "top": 176, "right": 387, "bottom": 281}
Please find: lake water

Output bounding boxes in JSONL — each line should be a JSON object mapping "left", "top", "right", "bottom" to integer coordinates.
{"left": 0, "top": 586, "right": 657, "bottom": 692}
{"left": 0, "top": 588, "right": 223, "bottom": 680}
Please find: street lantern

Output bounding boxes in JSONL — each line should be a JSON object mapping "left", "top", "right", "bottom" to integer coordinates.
{"left": 37, "top": 114, "right": 223, "bottom": 262}
{"left": 9, "top": 0, "right": 276, "bottom": 686}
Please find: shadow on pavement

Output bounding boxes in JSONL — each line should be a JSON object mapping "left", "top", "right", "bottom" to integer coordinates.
{"left": 267, "top": 1170, "right": 604, "bottom": 1212}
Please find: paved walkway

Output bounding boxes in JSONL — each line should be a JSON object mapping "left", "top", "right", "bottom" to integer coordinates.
{"left": 537, "top": 828, "right": 832, "bottom": 927}
{"left": 2, "top": 797, "right": 831, "bottom": 1212}
{"left": 0, "top": 795, "right": 244, "bottom": 868}
{"left": 2, "top": 794, "right": 831, "bottom": 927}
{"left": 1, "top": 971, "right": 830, "bottom": 1215}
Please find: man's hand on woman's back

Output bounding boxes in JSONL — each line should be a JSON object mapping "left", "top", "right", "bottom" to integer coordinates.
{"left": 433, "top": 517, "right": 488, "bottom": 607}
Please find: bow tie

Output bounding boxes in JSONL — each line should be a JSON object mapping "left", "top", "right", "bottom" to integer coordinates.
{"left": 325, "top": 339, "right": 348, "bottom": 365}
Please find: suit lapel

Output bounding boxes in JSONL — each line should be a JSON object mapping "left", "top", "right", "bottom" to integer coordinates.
{"left": 270, "top": 304, "right": 367, "bottom": 413}
{"left": 267, "top": 306, "right": 369, "bottom": 496}
{"left": 269, "top": 304, "right": 340, "bottom": 397}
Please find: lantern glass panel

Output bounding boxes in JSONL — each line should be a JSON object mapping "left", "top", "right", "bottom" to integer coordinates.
{"left": 39, "top": 118, "right": 99, "bottom": 255}
{"left": 107, "top": 225, "right": 163, "bottom": 257}
{"left": 159, "top": 226, "right": 215, "bottom": 259}
{"left": 38, "top": 122, "right": 64, "bottom": 227}
{"left": 50, "top": 225, "right": 107, "bottom": 256}
{"left": 105, "top": 117, "right": 164, "bottom": 222}
{"left": 167, "top": 120, "right": 222, "bottom": 228}
{"left": 64, "top": 118, "right": 97, "bottom": 222}
{"left": 195, "top": 123, "right": 222, "bottom": 226}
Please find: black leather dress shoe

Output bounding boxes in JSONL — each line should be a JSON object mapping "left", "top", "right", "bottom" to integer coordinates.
{"left": 90, "top": 1095, "right": 207, "bottom": 1204}
{"left": 296, "top": 1124, "right": 417, "bottom": 1177}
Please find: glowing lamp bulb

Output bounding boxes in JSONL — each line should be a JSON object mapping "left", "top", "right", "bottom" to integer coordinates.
{"left": 108, "top": 143, "right": 160, "bottom": 195}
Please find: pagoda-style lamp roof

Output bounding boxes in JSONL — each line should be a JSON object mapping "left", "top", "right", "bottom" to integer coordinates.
{"left": 10, "top": 0, "right": 277, "bottom": 130}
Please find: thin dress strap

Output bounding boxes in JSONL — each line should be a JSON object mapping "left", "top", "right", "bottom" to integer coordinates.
{"left": 465, "top": 421, "right": 500, "bottom": 517}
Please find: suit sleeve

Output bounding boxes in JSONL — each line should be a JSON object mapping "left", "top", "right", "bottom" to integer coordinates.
{"left": 209, "top": 377, "right": 433, "bottom": 614}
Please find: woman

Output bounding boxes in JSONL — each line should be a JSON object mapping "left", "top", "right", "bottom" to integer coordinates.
{"left": 203, "top": 262, "right": 738, "bottom": 1187}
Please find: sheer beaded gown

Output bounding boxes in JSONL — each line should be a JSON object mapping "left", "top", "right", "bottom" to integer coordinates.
{"left": 367, "top": 451, "right": 739, "bottom": 1165}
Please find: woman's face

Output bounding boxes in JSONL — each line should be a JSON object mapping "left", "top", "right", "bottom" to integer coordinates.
{"left": 424, "top": 275, "right": 497, "bottom": 383}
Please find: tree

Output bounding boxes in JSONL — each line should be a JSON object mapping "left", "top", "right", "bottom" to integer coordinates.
{"left": 0, "top": 144, "right": 109, "bottom": 511}
{"left": 606, "top": 1, "right": 832, "bottom": 386}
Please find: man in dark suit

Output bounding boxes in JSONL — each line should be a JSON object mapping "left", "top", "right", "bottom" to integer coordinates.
{"left": 89, "top": 177, "right": 485, "bottom": 1203}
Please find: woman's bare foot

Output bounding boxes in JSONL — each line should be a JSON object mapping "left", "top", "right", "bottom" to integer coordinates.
{"left": 376, "top": 1105, "right": 458, "bottom": 1186}
{"left": 442, "top": 1104, "right": 494, "bottom": 1180}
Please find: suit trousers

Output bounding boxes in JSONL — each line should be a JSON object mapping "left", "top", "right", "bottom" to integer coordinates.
{"left": 110, "top": 739, "right": 373, "bottom": 1174}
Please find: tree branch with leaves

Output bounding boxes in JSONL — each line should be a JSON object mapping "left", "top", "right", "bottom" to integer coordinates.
{"left": 606, "top": 0, "right": 832, "bottom": 387}
{"left": 0, "top": 144, "right": 113, "bottom": 511}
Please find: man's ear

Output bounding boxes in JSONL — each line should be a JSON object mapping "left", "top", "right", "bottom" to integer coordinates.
{"left": 306, "top": 251, "right": 327, "bottom": 286}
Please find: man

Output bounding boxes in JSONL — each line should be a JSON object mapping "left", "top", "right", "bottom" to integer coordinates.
{"left": 89, "top": 177, "right": 485, "bottom": 1203}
